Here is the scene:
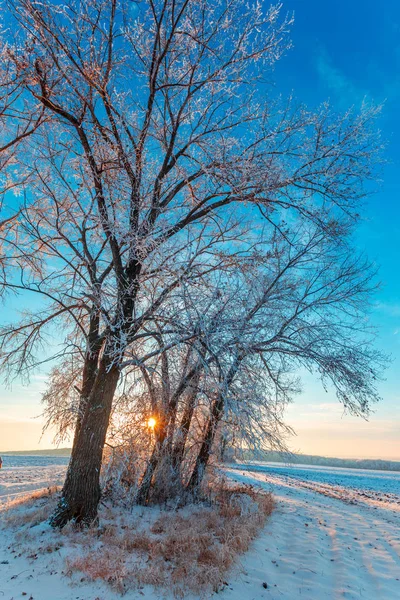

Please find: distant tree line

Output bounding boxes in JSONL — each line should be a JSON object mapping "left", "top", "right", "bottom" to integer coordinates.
{"left": 233, "top": 451, "right": 400, "bottom": 472}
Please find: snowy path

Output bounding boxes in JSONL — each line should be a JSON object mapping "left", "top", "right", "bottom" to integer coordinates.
{"left": 222, "top": 468, "right": 400, "bottom": 600}
{"left": 0, "top": 464, "right": 399, "bottom": 599}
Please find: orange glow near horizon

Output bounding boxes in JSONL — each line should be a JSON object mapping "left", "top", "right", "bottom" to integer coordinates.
{"left": 0, "top": 415, "right": 399, "bottom": 460}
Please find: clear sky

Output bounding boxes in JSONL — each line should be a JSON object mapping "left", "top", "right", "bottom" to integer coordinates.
{"left": 0, "top": 0, "right": 399, "bottom": 458}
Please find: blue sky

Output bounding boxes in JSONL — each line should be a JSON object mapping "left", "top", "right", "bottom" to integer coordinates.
{"left": 275, "top": 0, "right": 400, "bottom": 459}
{"left": 0, "top": 0, "right": 399, "bottom": 457}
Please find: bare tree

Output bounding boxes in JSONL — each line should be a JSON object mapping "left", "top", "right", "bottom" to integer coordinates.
{"left": 0, "top": 0, "right": 384, "bottom": 525}
{"left": 186, "top": 227, "right": 384, "bottom": 490}
{"left": 113, "top": 225, "right": 384, "bottom": 500}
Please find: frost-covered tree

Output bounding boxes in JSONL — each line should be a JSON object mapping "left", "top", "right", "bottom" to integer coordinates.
{"left": 124, "top": 225, "right": 384, "bottom": 499}
{"left": 0, "top": 0, "right": 384, "bottom": 525}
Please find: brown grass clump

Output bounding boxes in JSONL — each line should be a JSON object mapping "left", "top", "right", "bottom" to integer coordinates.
{"left": 124, "top": 531, "right": 153, "bottom": 553}
{"left": 139, "top": 481, "right": 273, "bottom": 596}
{"left": 66, "top": 548, "right": 127, "bottom": 594}
{"left": 67, "top": 479, "right": 274, "bottom": 598}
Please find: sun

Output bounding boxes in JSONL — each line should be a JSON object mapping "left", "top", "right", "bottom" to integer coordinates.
{"left": 147, "top": 417, "right": 156, "bottom": 429}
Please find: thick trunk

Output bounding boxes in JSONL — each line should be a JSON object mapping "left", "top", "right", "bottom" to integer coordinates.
{"left": 71, "top": 352, "right": 99, "bottom": 455}
{"left": 71, "top": 312, "right": 101, "bottom": 457}
{"left": 50, "top": 360, "right": 120, "bottom": 528}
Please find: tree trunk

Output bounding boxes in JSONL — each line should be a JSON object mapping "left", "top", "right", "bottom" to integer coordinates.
{"left": 50, "top": 359, "right": 120, "bottom": 528}
{"left": 186, "top": 358, "right": 241, "bottom": 493}
{"left": 136, "top": 365, "right": 200, "bottom": 504}
{"left": 71, "top": 312, "right": 101, "bottom": 457}
{"left": 135, "top": 422, "right": 167, "bottom": 505}
{"left": 171, "top": 375, "right": 199, "bottom": 474}
{"left": 135, "top": 443, "right": 161, "bottom": 505}
{"left": 186, "top": 395, "right": 224, "bottom": 493}
{"left": 70, "top": 352, "right": 99, "bottom": 455}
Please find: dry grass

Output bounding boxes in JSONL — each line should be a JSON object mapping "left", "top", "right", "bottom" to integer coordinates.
{"left": 67, "top": 478, "right": 274, "bottom": 597}
{"left": 1, "top": 486, "right": 60, "bottom": 528}
{"left": 2, "top": 478, "right": 274, "bottom": 597}
{"left": 66, "top": 548, "right": 128, "bottom": 594}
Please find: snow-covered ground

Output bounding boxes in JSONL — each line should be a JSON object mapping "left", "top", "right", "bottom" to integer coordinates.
{"left": 223, "top": 468, "right": 400, "bottom": 600}
{"left": 1, "top": 455, "right": 70, "bottom": 469}
{"left": 0, "top": 458, "right": 399, "bottom": 599}
{"left": 0, "top": 457, "right": 67, "bottom": 506}
{"left": 234, "top": 461, "right": 400, "bottom": 497}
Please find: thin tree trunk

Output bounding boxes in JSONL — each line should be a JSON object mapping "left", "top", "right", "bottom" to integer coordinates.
{"left": 187, "top": 358, "right": 241, "bottom": 493}
{"left": 171, "top": 374, "right": 199, "bottom": 473}
{"left": 50, "top": 359, "right": 120, "bottom": 528}
{"left": 135, "top": 424, "right": 167, "bottom": 505}
{"left": 163, "top": 361, "right": 202, "bottom": 453}
{"left": 186, "top": 395, "right": 224, "bottom": 493}
{"left": 136, "top": 363, "right": 201, "bottom": 504}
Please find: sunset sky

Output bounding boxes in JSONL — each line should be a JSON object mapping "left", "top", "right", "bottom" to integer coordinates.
{"left": 0, "top": 0, "right": 399, "bottom": 458}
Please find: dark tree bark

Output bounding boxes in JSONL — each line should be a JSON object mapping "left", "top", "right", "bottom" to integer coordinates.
{"left": 186, "top": 395, "right": 224, "bottom": 493}
{"left": 71, "top": 313, "right": 102, "bottom": 456}
{"left": 171, "top": 373, "right": 200, "bottom": 474}
{"left": 186, "top": 358, "right": 241, "bottom": 493}
{"left": 50, "top": 358, "right": 120, "bottom": 528}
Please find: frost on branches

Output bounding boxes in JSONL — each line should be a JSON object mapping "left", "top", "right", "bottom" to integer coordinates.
{"left": 0, "top": 0, "right": 385, "bottom": 525}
